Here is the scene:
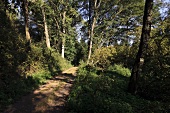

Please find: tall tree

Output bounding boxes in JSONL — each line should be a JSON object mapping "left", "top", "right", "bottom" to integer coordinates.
{"left": 22, "top": 0, "right": 31, "bottom": 44}
{"left": 49, "top": 0, "right": 79, "bottom": 59}
{"left": 82, "top": 0, "right": 140, "bottom": 63}
{"left": 29, "top": 0, "right": 51, "bottom": 48}
{"left": 41, "top": 3, "right": 51, "bottom": 49}
{"left": 87, "top": 0, "right": 101, "bottom": 64}
{"left": 128, "top": 0, "right": 153, "bottom": 94}
{"left": 61, "top": 3, "right": 66, "bottom": 58}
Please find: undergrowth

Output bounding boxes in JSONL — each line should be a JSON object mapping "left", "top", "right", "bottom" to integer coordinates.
{"left": 0, "top": 43, "right": 72, "bottom": 112}
{"left": 67, "top": 64, "right": 169, "bottom": 113}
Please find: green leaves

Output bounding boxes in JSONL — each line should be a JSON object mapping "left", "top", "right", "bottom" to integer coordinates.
{"left": 90, "top": 46, "right": 117, "bottom": 69}
{"left": 67, "top": 64, "right": 167, "bottom": 113}
{"left": 107, "top": 64, "right": 131, "bottom": 77}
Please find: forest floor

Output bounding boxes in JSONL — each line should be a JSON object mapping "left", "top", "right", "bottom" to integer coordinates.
{"left": 3, "top": 67, "right": 78, "bottom": 113}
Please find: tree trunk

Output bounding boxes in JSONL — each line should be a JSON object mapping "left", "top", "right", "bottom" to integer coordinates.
{"left": 61, "top": 11, "right": 66, "bottom": 58}
{"left": 42, "top": 7, "right": 51, "bottom": 49}
{"left": 23, "top": 0, "right": 31, "bottom": 44}
{"left": 87, "top": 16, "right": 96, "bottom": 64}
{"left": 87, "top": 0, "right": 100, "bottom": 64}
{"left": 87, "top": 0, "right": 92, "bottom": 64}
{"left": 128, "top": 0, "right": 153, "bottom": 94}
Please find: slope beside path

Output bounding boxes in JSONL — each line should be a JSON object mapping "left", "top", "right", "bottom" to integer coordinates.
{"left": 3, "top": 67, "right": 78, "bottom": 113}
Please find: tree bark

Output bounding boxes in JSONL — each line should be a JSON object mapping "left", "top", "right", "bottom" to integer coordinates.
{"left": 87, "top": 0, "right": 100, "bottom": 64}
{"left": 128, "top": 0, "right": 153, "bottom": 94}
{"left": 87, "top": 16, "right": 96, "bottom": 64}
{"left": 87, "top": 0, "right": 92, "bottom": 64}
{"left": 23, "top": 0, "right": 31, "bottom": 44}
{"left": 61, "top": 11, "right": 66, "bottom": 58}
{"left": 42, "top": 7, "right": 51, "bottom": 49}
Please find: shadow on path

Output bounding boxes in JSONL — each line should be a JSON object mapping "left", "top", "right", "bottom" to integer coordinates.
{"left": 3, "top": 67, "right": 78, "bottom": 113}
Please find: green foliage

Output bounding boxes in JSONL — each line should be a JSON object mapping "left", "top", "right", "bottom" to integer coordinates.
{"left": 138, "top": 37, "right": 170, "bottom": 102}
{"left": 0, "top": 42, "right": 72, "bottom": 111}
{"left": 113, "top": 45, "right": 137, "bottom": 68}
{"left": 43, "top": 47, "right": 72, "bottom": 73}
{"left": 32, "top": 71, "right": 51, "bottom": 84}
{"left": 0, "top": 2, "right": 72, "bottom": 111}
{"left": 67, "top": 65, "right": 168, "bottom": 113}
{"left": 72, "top": 40, "right": 88, "bottom": 66}
{"left": 90, "top": 46, "right": 117, "bottom": 69}
{"left": 17, "top": 44, "right": 72, "bottom": 76}
{"left": 107, "top": 64, "right": 131, "bottom": 77}
{"left": 1, "top": 0, "right": 170, "bottom": 112}
{"left": 65, "top": 37, "right": 77, "bottom": 63}
{"left": 0, "top": 75, "right": 37, "bottom": 111}
{"left": 137, "top": 10, "right": 170, "bottom": 101}
{"left": 73, "top": 40, "right": 88, "bottom": 65}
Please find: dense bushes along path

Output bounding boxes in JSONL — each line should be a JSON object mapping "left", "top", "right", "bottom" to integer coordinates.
{"left": 3, "top": 67, "right": 78, "bottom": 113}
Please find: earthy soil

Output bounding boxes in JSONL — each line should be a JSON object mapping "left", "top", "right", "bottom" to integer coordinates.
{"left": 3, "top": 67, "right": 78, "bottom": 113}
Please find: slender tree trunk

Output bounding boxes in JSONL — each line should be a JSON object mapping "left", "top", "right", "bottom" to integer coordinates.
{"left": 42, "top": 7, "right": 51, "bottom": 49}
{"left": 23, "top": 0, "right": 31, "bottom": 44}
{"left": 22, "top": 0, "right": 31, "bottom": 78}
{"left": 61, "top": 11, "right": 66, "bottom": 58}
{"left": 54, "top": 17, "right": 60, "bottom": 36}
{"left": 87, "top": 0, "right": 92, "bottom": 64}
{"left": 54, "top": 17, "right": 60, "bottom": 47}
{"left": 87, "top": 17, "right": 96, "bottom": 64}
{"left": 87, "top": 0, "right": 100, "bottom": 64}
{"left": 128, "top": 0, "right": 153, "bottom": 94}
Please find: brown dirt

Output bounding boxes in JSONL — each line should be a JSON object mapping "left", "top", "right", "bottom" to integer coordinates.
{"left": 3, "top": 67, "right": 78, "bottom": 113}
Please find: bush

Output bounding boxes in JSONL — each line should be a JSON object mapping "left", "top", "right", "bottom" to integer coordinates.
{"left": 77, "top": 61, "right": 98, "bottom": 77}
{"left": 90, "top": 46, "right": 117, "bottom": 69}
{"left": 0, "top": 75, "right": 38, "bottom": 112}
{"left": 67, "top": 65, "right": 167, "bottom": 113}
{"left": 0, "top": 43, "right": 72, "bottom": 112}
{"left": 0, "top": 7, "right": 73, "bottom": 111}
{"left": 17, "top": 44, "right": 72, "bottom": 77}
{"left": 107, "top": 64, "right": 131, "bottom": 77}
{"left": 67, "top": 65, "right": 133, "bottom": 113}
{"left": 137, "top": 36, "right": 170, "bottom": 102}
{"left": 32, "top": 71, "right": 51, "bottom": 84}
{"left": 113, "top": 45, "right": 137, "bottom": 68}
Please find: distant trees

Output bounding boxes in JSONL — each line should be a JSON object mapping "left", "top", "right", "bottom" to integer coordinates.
{"left": 78, "top": 0, "right": 144, "bottom": 64}
{"left": 48, "top": 0, "right": 80, "bottom": 58}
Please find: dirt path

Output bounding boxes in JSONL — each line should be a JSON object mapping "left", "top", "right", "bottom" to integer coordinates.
{"left": 3, "top": 67, "right": 78, "bottom": 113}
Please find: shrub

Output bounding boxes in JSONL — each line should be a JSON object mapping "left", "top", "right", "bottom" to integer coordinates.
{"left": 67, "top": 65, "right": 167, "bottom": 113}
{"left": 107, "top": 64, "right": 131, "bottom": 77}
{"left": 67, "top": 65, "right": 133, "bottom": 113}
{"left": 32, "top": 71, "right": 51, "bottom": 84}
{"left": 17, "top": 44, "right": 72, "bottom": 77}
{"left": 90, "top": 46, "right": 117, "bottom": 69}
{"left": 0, "top": 42, "right": 72, "bottom": 112}
{"left": 113, "top": 45, "right": 137, "bottom": 68}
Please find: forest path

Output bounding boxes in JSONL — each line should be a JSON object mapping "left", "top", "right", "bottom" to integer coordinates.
{"left": 3, "top": 67, "right": 78, "bottom": 113}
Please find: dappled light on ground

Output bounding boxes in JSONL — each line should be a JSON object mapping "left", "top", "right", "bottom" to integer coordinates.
{"left": 3, "top": 67, "right": 78, "bottom": 113}
{"left": 62, "top": 67, "right": 78, "bottom": 75}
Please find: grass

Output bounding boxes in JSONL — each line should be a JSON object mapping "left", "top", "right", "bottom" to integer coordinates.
{"left": 66, "top": 64, "right": 169, "bottom": 113}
